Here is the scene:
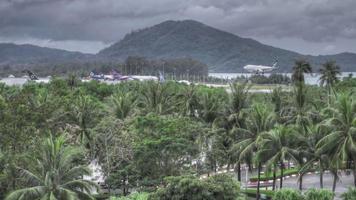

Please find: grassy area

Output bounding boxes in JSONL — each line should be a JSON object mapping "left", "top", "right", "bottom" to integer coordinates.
{"left": 250, "top": 168, "right": 299, "bottom": 182}
{"left": 249, "top": 84, "right": 290, "bottom": 90}
{"left": 203, "top": 83, "right": 291, "bottom": 91}
{"left": 244, "top": 189, "right": 274, "bottom": 199}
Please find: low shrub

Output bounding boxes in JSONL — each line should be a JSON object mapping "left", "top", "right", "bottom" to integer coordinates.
{"left": 244, "top": 189, "right": 274, "bottom": 198}
{"left": 272, "top": 189, "right": 303, "bottom": 200}
{"left": 110, "top": 193, "right": 149, "bottom": 200}
{"left": 304, "top": 188, "right": 334, "bottom": 200}
{"left": 341, "top": 187, "right": 356, "bottom": 200}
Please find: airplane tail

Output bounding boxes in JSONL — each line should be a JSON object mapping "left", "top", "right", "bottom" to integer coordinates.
{"left": 89, "top": 71, "right": 96, "bottom": 77}
{"left": 272, "top": 59, "right": 278, "bottom": 69}
{"left": 111, "top": 69, "right": 122, "bottom": 78}
{"left": 159, "top": 71, "right": 165, "bottom": 83}
{"left": 23, "top": 70, "right": 39, "bottom": 80}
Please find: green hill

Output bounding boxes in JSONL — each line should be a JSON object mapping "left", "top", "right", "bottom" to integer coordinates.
{"left": 99, "top": 20, "right": 356, "bottom": 72}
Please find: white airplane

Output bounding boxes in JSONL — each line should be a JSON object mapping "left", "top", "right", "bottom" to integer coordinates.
{"left": 243, "top": 60, "right": 278, "bottom": 74}
{"left": 131, "top": 75, "right": 158, "bottom": 81}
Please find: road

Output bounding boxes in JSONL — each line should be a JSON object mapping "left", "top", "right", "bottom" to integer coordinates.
{"left": 235, "top": 169, "right": 353, "bottom": 199}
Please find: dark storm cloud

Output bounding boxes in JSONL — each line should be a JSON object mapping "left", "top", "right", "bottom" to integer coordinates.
{"left": 0, "top": 0, "right": 355, "bottom": 54}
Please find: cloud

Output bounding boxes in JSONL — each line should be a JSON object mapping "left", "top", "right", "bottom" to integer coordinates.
{"left": 1, "top": 0, "right": 356, "bottom": 54}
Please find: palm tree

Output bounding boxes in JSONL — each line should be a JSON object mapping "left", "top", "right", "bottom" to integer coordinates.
{"left": 110, "top": 91, "right": 137, "bottom": 119}
{"left": 319, "top": 61, "right": 341, "bottom": 104}
{"left": 66, "top": 73, "right": 80, "bottom": 90}
{"left": 299, "top": 124, "right": 330, "bottom": 190}
{"left": 257, "top": 125, "right": 299, "bottom": 190}
{"left": 5, "top": 135, "right": 97, "bottom": 200}
{"left": 68, "top": 95, "right": 101, "bottom": 145}
{"left": 236, "top": 103, "right": 275, "bottom": 199}
{"left": 213, "top": 82, "right": 250, "bottom": 180}
{"left": 198, "top": 90, "right": 225, "bottom": 123}
{"left": 292, "top": 59, "right": 312, "bottom": 84}
{"left": 177, "top": 84, "right": 199, "bottom": 117}
{"left": 271, "top": 87, "right": 284, "bottom": 124}
{"left": 284, "top": 82, "right": 312, "bottom": 133}
{"left": 317, "top": 93, "right": 356, "bottom": 186}
{"left": 139, "top": 81, "right": 176, "bottom": 114}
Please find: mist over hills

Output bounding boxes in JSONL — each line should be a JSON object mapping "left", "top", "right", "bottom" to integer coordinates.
{"left": 1, "top": 20, "right": 356, "bottom": 73}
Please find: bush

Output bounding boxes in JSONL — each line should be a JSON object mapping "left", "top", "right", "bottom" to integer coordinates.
{"left": 272, "top": 189, "right": 303, "bottom": 200}
{"left": 305, "top": 188, "right": 334, "bottom": 200}
{"left": 149, "top": 174, "right": 245, "bottom": 200}
{"left": 244, "top": 189, "right": 274, "bottom": 198}
{"left": 341, "top": 187, "right": 356, "bottom": 200}
{"left": 110, "top": 193, "right": 149, "bottom": 200}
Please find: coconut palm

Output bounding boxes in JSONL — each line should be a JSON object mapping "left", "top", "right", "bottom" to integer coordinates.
{"left": 139, "top": 81, "right": 176, "bottom": 114}
{"left": 319, "top": 61, "right": 341, "bottom": 104}
{"left": 284, "top": 82, "right": 313, "bottom": 132}
{"left": 299, "top": 124, "right": 330, "bottom": 189}
{"left": 67, "top": 95, "right": 102, "bottom": 146}
{"left": 66, "top": 73, "right": 80, "bottom": 90}
{"left": 271, "top": 87, "right": 284, "bottom": 123}
{"left": 292, "top": 59, "right": 312, "bottom": 84}
{"left": 176, "top": 84, "right": 199, "bottom": 117}
{"left": 317, "top": 93, "right": 356, "bottom": 186}
{"left": 110, "top": 91, "right": 137, "bottom": 119}
{"left": 235, "top": 103, "right": 275, "bottom": 199}
{"left": 5, "top": 135, "right": 97, "bottom": 200}
{"left": 226, "top": 82, "right": 250, "bottom": 181}
{"left": 198, "top": 90, "right": 225, "bottom": 123}
{"left": 213, "top": 82, "right": 250, "bottom": 180}
{"left": 257, "top": 125, "right": 299, "bottom": 190}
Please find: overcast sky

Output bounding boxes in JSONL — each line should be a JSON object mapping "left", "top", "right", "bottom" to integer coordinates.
{"left": 1, "top": 0, "right": 355, "bottom": 55}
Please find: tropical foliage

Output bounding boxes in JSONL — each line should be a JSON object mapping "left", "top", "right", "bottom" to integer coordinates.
{"left": 0, "top": 60, "right": 355, "bottom": 199}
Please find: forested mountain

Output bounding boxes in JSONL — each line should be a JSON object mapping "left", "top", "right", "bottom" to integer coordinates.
{"left": 1, "top": 20, "right": 356, "bottom": 73}
{"left": 99, "top": 20, "right": 356, "bottom": 72}
{"left": 0, "top": 43, "right": 92, "bottom": 65}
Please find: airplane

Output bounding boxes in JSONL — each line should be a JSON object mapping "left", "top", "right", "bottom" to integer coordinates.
{"left": 108, "top": 70, "right": 131, "bottom": 81}
{"left": 89, "top": 71, "right": 104, "bottom": 80}
{"left": 130, "top": 75, "right": 158, "bottom": 81}
{"left": 89, "top": 70, "right": 159, "bottom": 82}
{"left": 243, "top": 60, "right": 278, "bottom": 74}
{"left": 90, "top": 70, "right": 132, "bottom": 81}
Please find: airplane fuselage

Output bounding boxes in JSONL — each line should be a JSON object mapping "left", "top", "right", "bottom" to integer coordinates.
{"left": 243, "top": 64, "right": 276, "bottom": 74}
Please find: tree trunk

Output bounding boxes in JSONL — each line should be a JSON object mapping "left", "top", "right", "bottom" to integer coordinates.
{"left": 332, "top": 172, "right": 337, "bottom": 192}
{"left": 320, "top": 160, "right": 324, "bottom": 188}
{"left": 280, "top": 161, "right": 284, "bottom": 189}
{"left": 299, "top": 174, "right": 303, "bottom": 191}
{"left": 256, "top": 162, "right": 261, "bottom": 200}
{"left": 272, "top": 165, "right": 276, "bottom": 191}
{"left": 235, "top": 162, "right": 241, "bottom": 182}
{"left": 288, "top": 160, "right": 291, "bottom": 169}
{"left": 320, "top": 171, "right": 324, "bottom": 188}
{"left": 353, "top": 169, "right": 356, "bottom": 187}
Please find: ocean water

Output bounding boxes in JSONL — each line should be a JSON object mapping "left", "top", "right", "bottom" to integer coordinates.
{"left": 1, "top": 72, "right": 355, "bottom": 86}
{"left": 209, "top": 72, "right": 356, "bottom": 85}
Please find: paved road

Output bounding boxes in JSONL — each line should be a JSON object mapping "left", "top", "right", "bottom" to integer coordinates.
{"left": 282, "top": 172, "right": 353, "bottom": 199}
{"left": 235, "top": 169, "right": 354, "bottom": 199}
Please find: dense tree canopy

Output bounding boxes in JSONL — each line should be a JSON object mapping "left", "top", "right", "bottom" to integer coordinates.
{"left": 0, "top": 60, "right": 356, "bottom": 200}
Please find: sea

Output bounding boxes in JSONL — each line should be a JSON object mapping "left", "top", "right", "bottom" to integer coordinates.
{"left": 209, "top": 72, "right": 356, "bottom": 85}
{"left": 1, "top": 72, "right": 356, "bottom": 86}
